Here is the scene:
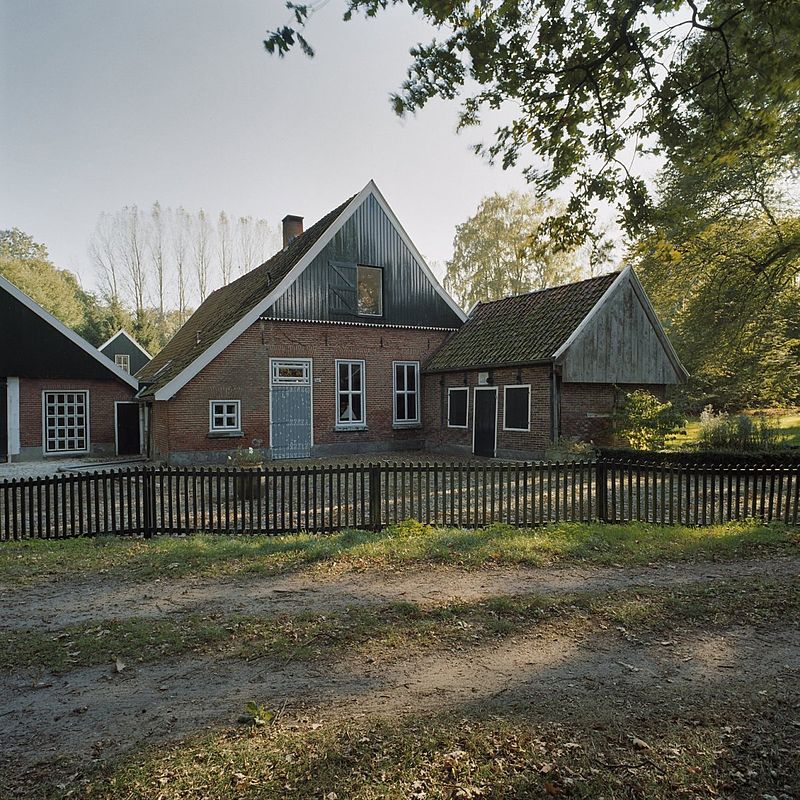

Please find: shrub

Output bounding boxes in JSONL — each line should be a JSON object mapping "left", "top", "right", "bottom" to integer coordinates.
{"left": 613, "top": 390, "right": 684, "bottom": 450}
{"left": 697, "top": 406, "right": 784, "bottom": 451}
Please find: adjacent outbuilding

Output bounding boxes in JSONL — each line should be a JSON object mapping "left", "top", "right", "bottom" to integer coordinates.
{"left": 0, "top": 275, "right": 141, "bottom": 462}
{"left": 424, "top": 267, "right": 688, "bottom": 459}
{"left": 99, "top": 329, "right": 151, "bottom": 376}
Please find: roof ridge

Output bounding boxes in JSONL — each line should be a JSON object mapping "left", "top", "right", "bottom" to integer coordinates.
{"left": 475, "top": 270, "right": 619, "bottom": 308}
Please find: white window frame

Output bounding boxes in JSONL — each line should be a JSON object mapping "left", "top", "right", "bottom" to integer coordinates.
{"left": 503, "top": 384, "right": 531, "bottom": 432}
{"left": 208, "top": 399, "right": 241, "bottom": 433}
{"left": 270, "top": 359, "right": 312, "bottom": 386}
{"left": 356, "top": 265, "right": 383, "bottom": 317}
{"left": 392, "top": 361, "right": 420, "bottom": 426}
{"left": 41, "top": 390, "right": 90, "bottom": 456}
{"left": 335, "top": 359, "right": 366, "bottom": 429}
{"left": 114, "top": 353, "right": 131, "bottom": 373}
{"left": 447, "top": 386, "right": 469, "bottom": 429}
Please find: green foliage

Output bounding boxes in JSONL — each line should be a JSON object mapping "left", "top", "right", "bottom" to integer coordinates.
{"left": 239, "top": 702, "right": 275, "bottom": 727}
{"left": 265, "top": 0, "right": 800, "bottom": 246}
{"left": 697, "top": 406, "right": 785, "bottom": 452}
{"left": 443, "top": 192, "right": 597, "bottom": 308}
{"left": 613, "top": 390, "right": 684, "bottom": 451}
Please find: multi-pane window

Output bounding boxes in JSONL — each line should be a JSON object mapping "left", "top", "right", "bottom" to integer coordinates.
{"left": 357, "top": 265, "right": 382, "bottom": 316}
{"left": 336, "top": 360, "right": 365, "bottom": 427}
{"left": 209, "top": 400, "right": 241, "bottom": 432}
{"left": 114, "top": 353, "right": 131, "bottom": 373}
{"left": 447, "top": 387, "right": 469, "bottom": 428}
{"left": 43, "top": 391, "right": 89, "bottom": 454}
{"left": 271, "top": 360, "right": 311, "bottom": 385}
{"left": 393, "top": 361, "right": 420, "bottom": 424}
{"left": 504, "top": 385, "right": 531, "bottom": 431}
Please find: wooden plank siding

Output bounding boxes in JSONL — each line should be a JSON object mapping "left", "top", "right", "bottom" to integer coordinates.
{"left": 264, "top": 193, "right": 462, "bottom": 329}
{"left": 560, "top": 272, "right": 685, "bottom": 384}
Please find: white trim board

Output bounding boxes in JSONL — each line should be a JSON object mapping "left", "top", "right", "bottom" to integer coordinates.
{"left": 6, "top": 377, "right": 20, "bottom": 458}
{"left": 153, "top": 180, "right": 466, "bottom": 401}
{"left": 0, "top": 275, "right": 139, "bottom": 389}
{"left": 100, "top": 329, "right": 153, "bottom": 359}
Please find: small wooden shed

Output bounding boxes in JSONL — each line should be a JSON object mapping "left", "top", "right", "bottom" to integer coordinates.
{"left": 424, "top": 267, "right": 687, "bottom": 459}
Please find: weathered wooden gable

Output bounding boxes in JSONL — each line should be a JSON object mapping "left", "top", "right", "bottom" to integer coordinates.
{"left": 264, "top": 192, "right": 463, "bottom": 328}
{"left": 559, "top": 270, "right": 686, "bottom": 384}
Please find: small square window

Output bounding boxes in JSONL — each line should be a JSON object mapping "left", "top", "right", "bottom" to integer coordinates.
{"left": 115, "top": 354, "right": 131, "bottom": 373}
{"left": 357, "top": 265, "right": 382, "bottom": 316}
{"left": 209, "top": 400, "right": 241, "bottom": 432}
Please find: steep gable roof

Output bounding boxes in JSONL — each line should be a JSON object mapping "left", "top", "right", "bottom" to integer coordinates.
{"left": 137, "top": 195, "right": 354, "bottom": 395}
{"left": 425, "top": 271, "right": 620, "bottom": 372}
{"left": 99, "top": 329, "right": 152, "bottom": 360}
{"left": 0, "top": 274, "right": 138, "bottom": 388}
{"left": 139, "top": 180, "right": 466, "bottom": 400}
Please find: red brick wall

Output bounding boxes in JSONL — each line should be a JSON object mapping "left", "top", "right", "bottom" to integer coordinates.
{"left": 424, "top": 366, "right": 553, "bottom": 456}
{"left": 19, "top": 377, "right": 135, "bottom": 456}
{"left": 560, "top": 382, "right": 667, "bottom": 445}
{"left": 151, "top": 320, "right": 451, "bottom": 460}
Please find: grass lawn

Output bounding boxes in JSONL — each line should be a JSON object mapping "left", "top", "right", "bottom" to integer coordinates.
{"left": 0, "top": 518, "right": 797, "bottom": 586}
{"left": 666, "top": 409, "right": 800, "bottom": 449}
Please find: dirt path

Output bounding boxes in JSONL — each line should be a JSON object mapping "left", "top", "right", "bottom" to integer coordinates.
{"left": 2, "top": 556, "right": 798, "bottom": 630}
{"left": 1, "top": 617, "right": 798, "bottom": 791}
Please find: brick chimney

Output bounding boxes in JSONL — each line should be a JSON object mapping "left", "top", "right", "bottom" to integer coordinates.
{"left": 282, "top": 214, "right": 303, "bottom": 248}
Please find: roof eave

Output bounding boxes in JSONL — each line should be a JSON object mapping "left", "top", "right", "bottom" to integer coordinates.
{"left": 424, "top": 358, "right": 555, "bottom": 375}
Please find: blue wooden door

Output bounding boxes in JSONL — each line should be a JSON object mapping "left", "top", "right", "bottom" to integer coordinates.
{"left": 270, "top": 359, "right": 313, "bottom": 459}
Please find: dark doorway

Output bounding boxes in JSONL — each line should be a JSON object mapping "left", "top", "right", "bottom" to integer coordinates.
{"left": 0, "top": 378, "right": 7, "bottom": 461}
{"left": 473, "top": 387, "right": 497, "bottom": 457}
{"left": 116, "top": 402, "right": 141, "bottom": 456}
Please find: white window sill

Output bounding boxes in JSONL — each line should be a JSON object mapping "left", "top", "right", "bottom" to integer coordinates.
{"left": 393, "top": 422, "right": 421, "bottom": 430}
{"left": 208, "top": 430, "right": 244, "bottom": 439}
{"left": 335, "top": 424, "right": 367, "bottom": 432}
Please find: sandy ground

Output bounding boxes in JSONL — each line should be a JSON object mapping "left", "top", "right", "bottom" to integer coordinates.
{"left": 0, "top": 556, "right": 798, "bottom": 796}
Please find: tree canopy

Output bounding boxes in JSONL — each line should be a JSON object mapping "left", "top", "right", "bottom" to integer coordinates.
{"left": 266, "top": 0, "right": 800, "bottom": 245}
{"left": 443, "top": 192, "right": 594, "bottom": 308}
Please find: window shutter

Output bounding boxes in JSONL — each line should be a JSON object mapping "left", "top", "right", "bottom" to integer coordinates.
{"left": 328, "top": 261, "right": 357, "bottom": 315}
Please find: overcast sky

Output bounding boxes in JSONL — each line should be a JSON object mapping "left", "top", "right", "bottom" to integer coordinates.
{"left": 1, "top": 0, "right": 538, "bottom": 298}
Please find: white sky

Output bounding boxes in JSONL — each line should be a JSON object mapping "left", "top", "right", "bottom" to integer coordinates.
{"left": 0, "top": 0, "right": 541, "bottom": 300}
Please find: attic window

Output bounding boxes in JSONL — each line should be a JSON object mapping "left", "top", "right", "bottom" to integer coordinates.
{"left": 114, "top": 354, "right": 131, "bottom": 373}
{"left": 357, "top": 265, "right": 382, "bottom": 316}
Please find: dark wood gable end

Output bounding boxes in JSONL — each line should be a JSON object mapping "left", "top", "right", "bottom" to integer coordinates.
{"left": 0, "top": 275, "right": 138, "bottom": 387}
{"left": 138, "top": 180, "right": 465, "bottom": 402}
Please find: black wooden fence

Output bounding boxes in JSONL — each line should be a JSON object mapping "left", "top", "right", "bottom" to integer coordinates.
{"left": 1, "top": 460, "right": 798, "bottom": 540}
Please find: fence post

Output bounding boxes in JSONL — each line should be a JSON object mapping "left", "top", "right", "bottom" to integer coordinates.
{"left": 595, "top": 459, "right": 608, "bottom": 522}
{"left": 368, "top": 463, "right": 382, "bottom": 530}
{"left": 142, "top": 467, "right": 154, "bottom": 539}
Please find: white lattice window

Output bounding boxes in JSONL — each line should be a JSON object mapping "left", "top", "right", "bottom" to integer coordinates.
{"left": 115, "top": 354, "right": 131, "bottom": 373}
{"left": 209, "top": 400, "right": 241, "bottom": 432}
{"left": 336, "top": 360, "right": 365, "bottom": 427}
{"left": 43, "top": 391, "right": 89, "bottom": 454}
{"left": 393, "top": 361, "right": 420, "bottom": 424}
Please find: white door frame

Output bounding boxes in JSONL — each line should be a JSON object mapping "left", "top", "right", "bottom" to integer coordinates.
{"left": 268, "top": 358, "right": 314, "bottom": 452}
{"left": 114, "top": 401, "right": 144, "bottom": 456}
{"left": 472, "top": 386, "right": 498, "bottom": 457}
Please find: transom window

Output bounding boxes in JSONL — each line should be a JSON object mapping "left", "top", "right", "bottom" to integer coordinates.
{"left": 43, "top": 391, "right": 89, "bottom": 454}
{"left": 447, "top": 387, "right": 469, "bottom": 428}
{"left": 503, "top": 385, "right": 531, "bottom": 431}
{"left": 114, "top": 353, "right": 131, "bottom": 373}
{"left": 393, "top": 361, "right": 420, "bottom": 425}
{"left": 271, "top": 359, "right": 311, "bottom": 386}
{"left": 336, "top": 360, "right": 365, "bottom": 427}
{"left": 209, "top": 400, "right": 241, "bottom": 432}
{"left": 357, "top": 265, "right": 383, "bottom": 316}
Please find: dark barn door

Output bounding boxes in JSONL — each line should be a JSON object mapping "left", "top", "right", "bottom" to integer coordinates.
{"left": 0, "top": 378, "right": 7, "bottom": 461}
{"left": 116, "top": 402, "right": 141, "bottom": 456}
{"left": 473, "top": 388, "right": 497, "bottom": 457}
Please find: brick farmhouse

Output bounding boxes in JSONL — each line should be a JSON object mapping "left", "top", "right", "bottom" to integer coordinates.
{"left": 136, "top": 181, "right": 687, "bottom": 463}
{"left": 1, "top": 274, "right": 141, "bottom": 462}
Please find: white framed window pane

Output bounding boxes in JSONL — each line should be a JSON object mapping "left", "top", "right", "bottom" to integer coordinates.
{"left": 357, "top": 266, "right": 382, "bottom": 316}
{"left": 210, "top": 400, "right": 240, "bottom": 431}
{"left": 44, "top": 391, "right": 88, "bottom": 453}
{"left": 336, "top": 361, "right": 365, "bottom": 425}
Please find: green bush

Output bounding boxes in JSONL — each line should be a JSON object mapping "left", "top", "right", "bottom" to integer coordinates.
{"left": 697, "top": 406, "right": 784, "bottom": 451}
{"left": 613, "top": 390, "right": 685, "bottom": 450}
